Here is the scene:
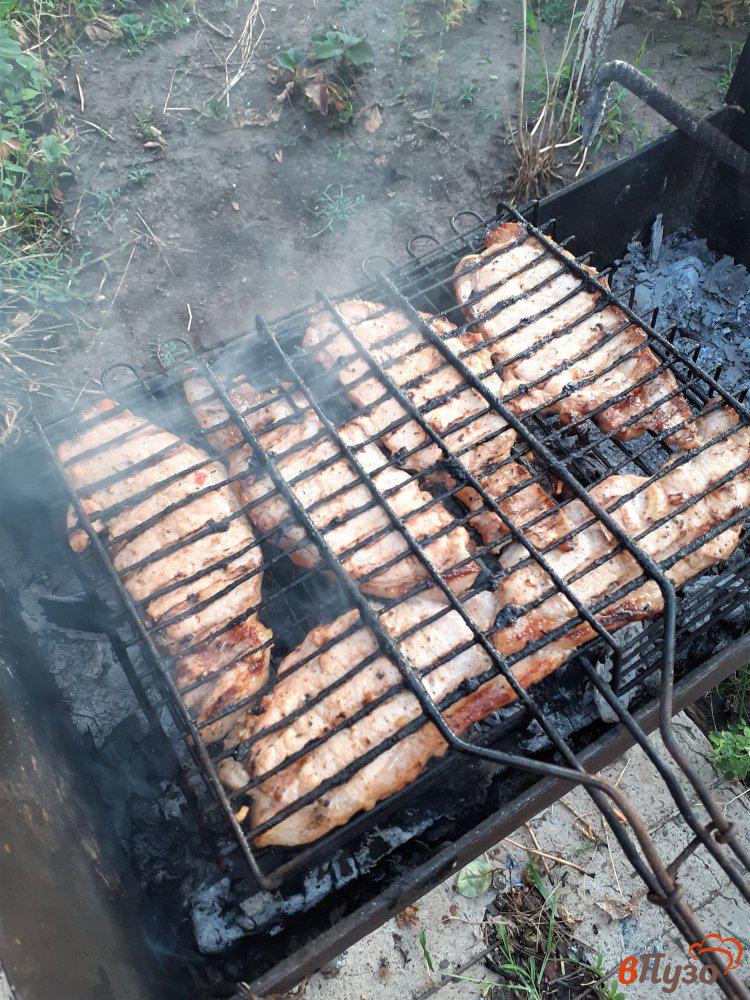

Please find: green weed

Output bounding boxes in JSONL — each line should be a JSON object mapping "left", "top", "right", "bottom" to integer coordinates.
{"left": 127, "top": 164, "right": 151, "bottom": 185}
{"left": 115, "top": 1, "right": 192, "bottom": 55}
{"left": 324, "top": 137, "right": 352, "bottom": 161}
{"left": 395, "top": 0, "right": 418, "bottom": 61}
{"left": 718, "top": 41, "right": 738, "bottom": 98}
{"left": 476, "top": 103, "right": 504, "bottom": 123}
{"left": 711, "top": 722, "right": 750, "bottom": 782}
{"left": 312, "top": 29, "right": 374, "bottom": 68}
{"left": 457, "top": 78, "right": 479, "bottom": 106}
{"left": 309, "top": 183, "right": 364, "bottom": 237}
{"left": 533, "top": 0, "right": 575, "bottom": 23}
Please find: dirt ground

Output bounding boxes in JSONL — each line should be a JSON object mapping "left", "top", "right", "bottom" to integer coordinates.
{"left": 49, "top": 0, "right": 748, "bottom": 408}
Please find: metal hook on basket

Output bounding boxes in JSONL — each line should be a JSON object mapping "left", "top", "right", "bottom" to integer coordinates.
{"left": 157, "top": 338, "right": 193, "bottom": 371}
{"left": 450, "top": 210, "right": 484, "bottom": 236}
{"left": 361, "top": 255, "right": 395, "bottom": 282}
{"left": 405, "top": 233, "right": 440, "bottom": 260}
{"left": 100, "top": 363, "right": 143, "bottom": 395}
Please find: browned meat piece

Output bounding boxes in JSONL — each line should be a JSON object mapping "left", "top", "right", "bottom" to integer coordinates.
{"left": 303, "top": 298, "right": 559, "bottom": 544}
{"left": 58, "top": 399, "right": 272, "bottom": 745}
{"left": 184, "top": 373, "right": 478, "bottom": 597}
{"left": 230, "top": 404, "right": 749, "bottom": 846}
{"left": 498, "top": 403, "right": 750, "bottom": 658}
{"left": 453, "top": 222, "right": 699, "bottom": 449}
{"left": 221, "top": 589, "right": 504, "bottom": 845}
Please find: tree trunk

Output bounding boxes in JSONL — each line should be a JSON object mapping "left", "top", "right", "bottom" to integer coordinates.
{"left": 572, "top": 0, "right": 626, "bottom": 99}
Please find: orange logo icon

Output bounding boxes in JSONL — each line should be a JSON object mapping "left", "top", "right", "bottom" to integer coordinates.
{"left": 688, "top": 934, "right": 743, "bottom": 972}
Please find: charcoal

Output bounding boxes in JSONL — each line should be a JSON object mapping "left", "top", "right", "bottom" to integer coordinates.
{"left": 612, "top": 216, "right": 750, "bottom": 395}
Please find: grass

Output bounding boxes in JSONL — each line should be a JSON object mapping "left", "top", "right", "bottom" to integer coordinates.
{"left": 115, "top": 1, "right": 193, "bottom": 55}
{"left": 510, "top": 5, "right": 652, "bottom": 200}
{"left": 718, "top": 41, "right": 739, "bottom": 98}
{"left": 534, "top": 0, "right": 575, "bottom": 23}
{"left": 309, "top": 183, "right": 364, "bottom": 237}
{"left": 424, "top": 856, "right": 625, "bottom": 998}
{"left": 0, "top": 12, "right": 81, "bottom": 441}
{"left": 395, "top": 0, "right": 418, "bottom": 61}
{"left": 457, "top": 78, "right": 479, "bottom": 106}
{"left": 709, "top": 664, "right": 750, "bottom": 783}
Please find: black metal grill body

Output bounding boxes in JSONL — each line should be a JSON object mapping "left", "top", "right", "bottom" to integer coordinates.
{"left": 2, "top": 39, "right": 750, "bottom": 1000}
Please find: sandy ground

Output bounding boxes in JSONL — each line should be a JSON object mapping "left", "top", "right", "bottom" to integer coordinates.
{"left": 300, "top": 714, "right": 750, "bottom": 999}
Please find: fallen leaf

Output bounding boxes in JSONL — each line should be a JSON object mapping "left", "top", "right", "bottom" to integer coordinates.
{"left": 395, "top": 905, "right": 419, "bottom": 928}
{"left": 0, "top": 136, "right": 20, "bottom": 160}
{"left": 276, "top": 80, "right": 294, "bottom": 104}
{"left": 84, "top": 15, "right": 120, "bottom": 41}
{"left": 143, "top": 141, "right": 164, "bottom": 151}
{"left": 363, "top": 103, "right": 383, "bottom": 133}
{"left": 457, "top": 855, "right": 494, "bottom": 898}
{"left": 594, "top": 895, "right": 639, "bottom": 920}
{"left": 303, "top": 72, "right": 329, "bottom": 116}
{"left": 231, "top": 201, "right": 240, "bottom": 211}
{"left": 274, "top": 150, "right": 283, "bottom": 163}
{"left": 237, "top": 104, "right": 282, "bottom": 128}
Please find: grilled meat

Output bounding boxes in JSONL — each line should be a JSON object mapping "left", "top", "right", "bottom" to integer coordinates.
{"left": 498, "top": 403, "right": 750, "bottom": 658}
{"left": 453, "top": 223, "right": 699, "bottom": 449}
{"left": 58, "top": 399, "right": 272, "bottom": 745}
{"left": 231, "top": 404, "right": 749, "bottom": 846}
{"left": 303, "top": 298, "right": 559, "bottom": 544}
{"left": 184, "top": 373, "right": 478, "bottom": 597}
{"left": 222, "top": 589, "right": 505, "bottom": 845}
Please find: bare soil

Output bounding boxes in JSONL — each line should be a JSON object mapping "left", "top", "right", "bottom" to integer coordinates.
{"left": 53, "top": 0, "right": 748, "bottom": 406}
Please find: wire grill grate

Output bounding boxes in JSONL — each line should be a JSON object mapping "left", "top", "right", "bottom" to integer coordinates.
{"left": 35, "top": 202, "right": 750, "bottom": 996}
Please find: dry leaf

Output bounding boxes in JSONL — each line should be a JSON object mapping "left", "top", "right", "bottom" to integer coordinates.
{"left": 276, "top": 80, "right": 294, "bottom": 104}
{"left": 231, "top": 201, "right": 240, "bottom": 211}
{"left": 303, "top": 70, "right": 329, "bottom": 116}
{"left": 84, "top": 15, "right": 120, "bottom": 42}
{"left": 395, "top": 905, "right": 419, "bottom": 928}
{"left": 363, "top": 103, "right": 383, "bottom": 133}
{"left": 274, "top": 150, "right": 283, "bottom": 163}
{"left": 10, "top": 312, "right": 32, "bottom": 332}
{"left": 237, "top": 104, "right": 282, "bottom": 128}
{"left": 0, "top": 136, "right": 20, "bottom": 160}
{"left": 594, "top": 895, "right": 639, "bottom": 920}
{"left": 143, "top": 141, "right": 164, "bottom": 151}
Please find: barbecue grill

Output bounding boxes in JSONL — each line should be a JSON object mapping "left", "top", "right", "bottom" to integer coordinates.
{"left": 2, "top": 37, "right": 750, "bottom": 1000}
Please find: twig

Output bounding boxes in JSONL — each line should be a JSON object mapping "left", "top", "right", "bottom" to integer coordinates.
{"left": 135, "top": 211, "right": 175, "bottom": 276}
{"left": 79, "top": 118, "right": 115, "bottom": 141}
{"left": 503, "top": 836, "right": 594, "bottom": 876}
{"left": 413, "top": 943, "right": 502, "bottom": 1000}
{"left": 163, "top": 67, "right": 178, "bottom": 115}
{"left": 605, "top": 828, "right": 626, "bottom": 901}
{"left": 414, "top": 119, "right": 450, "bottom": 142}
{"left": 195, "top": 9, "right": 233, "bottom": 39}
{"left": 212, "top": 0, "right": 265, "bottom": 107}
{"left": 76, "top": 74, "right": 84, "bottom": 112}
{"left": 524, "top": 823, "right": 551, "bottom": 876}
{"left": 88, "top": 241, "right": 137, "bottom": 350}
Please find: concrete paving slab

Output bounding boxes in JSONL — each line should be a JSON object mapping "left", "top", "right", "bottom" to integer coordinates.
{"left": 301, "top": 714, "right": 750, "bottom": 999}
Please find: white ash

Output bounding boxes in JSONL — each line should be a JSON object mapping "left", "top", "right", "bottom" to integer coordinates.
{"left": 593, "top": 623, "right": 643, "bottom": 722}
{"left": 612, "top": 214, "right": 750, "bottom": 393}
{"left": 191, "top": 816, "right": 435, "bottom": 952}
{"left": 18, "top": 587, "right": 142, "bottom": 745}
